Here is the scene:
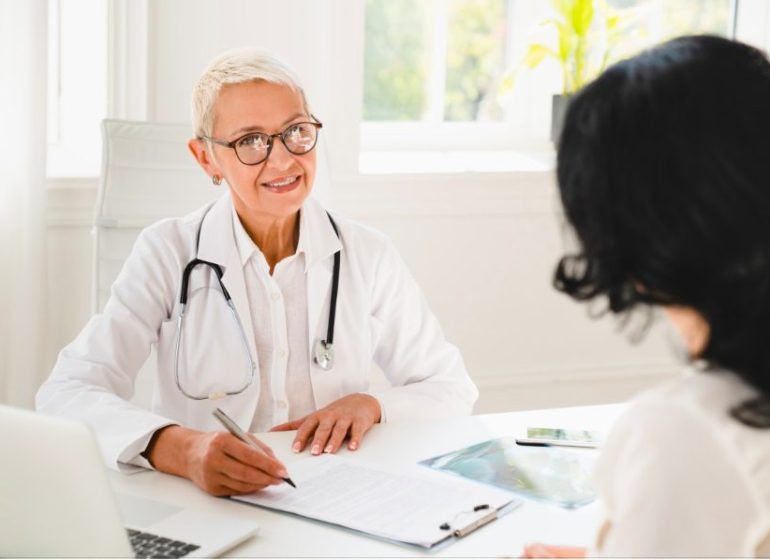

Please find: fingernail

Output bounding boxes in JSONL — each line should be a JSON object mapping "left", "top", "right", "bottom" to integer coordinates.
{"left": 278, "top": 469, "right": 288, "bottom": 478}
{"left": 292, "top": 442, "right": 301, "bottom": 453}
{"left": 349, "top": 440, "right": 358, "bottom": 450}
{"left": 311, "top": 444, "right": 320, "bottom": 455}
{"left": 324, "top": 445, "right": 332, "bottom": 453}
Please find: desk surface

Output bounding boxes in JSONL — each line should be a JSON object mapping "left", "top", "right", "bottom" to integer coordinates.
{"left": 109, "top": 404, "right": 625, "bottom": 557}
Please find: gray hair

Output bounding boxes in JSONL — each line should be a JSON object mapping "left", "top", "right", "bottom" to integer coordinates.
{"left": 191, "top": 47, "right": 309, "bottom": 138}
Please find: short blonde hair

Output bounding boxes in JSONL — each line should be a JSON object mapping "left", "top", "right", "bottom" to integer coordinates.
{"left": 191, "top": 48, "right": 309, "bottom": 138}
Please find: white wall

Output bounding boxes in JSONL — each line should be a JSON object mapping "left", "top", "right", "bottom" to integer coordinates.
{"left": 45, "top": 0, "right": 682, "bottom": 414}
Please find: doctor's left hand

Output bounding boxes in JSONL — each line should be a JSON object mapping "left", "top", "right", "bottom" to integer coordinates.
{"left": 270, "top": 393, "right": 382, "bottom": 455}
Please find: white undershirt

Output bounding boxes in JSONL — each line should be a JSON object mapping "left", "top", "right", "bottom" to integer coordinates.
{"left": 231, "top": 209, "right": 316, "bottom": 432}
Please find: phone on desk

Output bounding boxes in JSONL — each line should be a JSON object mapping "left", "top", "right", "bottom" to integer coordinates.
{"left": 515, "top": 427, "right": 602, "bottom": 449}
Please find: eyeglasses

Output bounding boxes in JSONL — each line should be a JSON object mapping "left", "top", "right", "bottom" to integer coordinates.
{"left": 201, "top": 117, "right": 323, "bottom": 166}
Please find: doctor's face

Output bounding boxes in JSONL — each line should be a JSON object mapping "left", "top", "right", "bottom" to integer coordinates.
{"left": 196, "top": 80, "right": 317, "bottom": 222}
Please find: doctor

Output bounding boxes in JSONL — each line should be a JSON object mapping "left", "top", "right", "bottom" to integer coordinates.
{"left": 36, "top": 48, "right": 478, "bottom": 496}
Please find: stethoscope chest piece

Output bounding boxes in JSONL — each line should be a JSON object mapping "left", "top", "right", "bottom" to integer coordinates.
{"left": 313, "top": 339, "right": 334, "bottom": 371}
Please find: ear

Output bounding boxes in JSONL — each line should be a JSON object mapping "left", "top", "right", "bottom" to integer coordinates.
{"left": 188, "top": 137, "right": 220, "bottom": 179}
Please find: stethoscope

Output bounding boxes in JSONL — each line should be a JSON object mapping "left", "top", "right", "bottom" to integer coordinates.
{"left": 173, "top": 206, "right": 341, "bottom": 401}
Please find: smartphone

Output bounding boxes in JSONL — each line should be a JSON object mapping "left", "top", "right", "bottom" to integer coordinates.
{"left": 515, "top": 427, "right": 602, "bottom": 449}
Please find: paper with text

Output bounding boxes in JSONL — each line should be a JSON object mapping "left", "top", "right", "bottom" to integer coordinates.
{"left": 232, "top": 454, "right": 518, "bottom": 548}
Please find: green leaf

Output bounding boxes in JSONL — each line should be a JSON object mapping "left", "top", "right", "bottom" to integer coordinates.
{"left": 524, "top": 44, "right": 556, "bottom": 68}
{"left": 498, "top": 70, "right": 516, "bottom": 97}
{"left": 556, "top": 20, "right": 576, "bottom": 64}
{"left": 571, "top": 0, "right": 594, "bottom": 37}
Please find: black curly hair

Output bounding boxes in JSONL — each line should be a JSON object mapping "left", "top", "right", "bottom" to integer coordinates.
{"left": 554, "top": 35, "right": 770, "bottom": 428}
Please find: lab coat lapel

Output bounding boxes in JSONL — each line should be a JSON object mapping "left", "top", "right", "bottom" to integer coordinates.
{"left": 307, "top": 258, "right": 333, "bottom": 357}
{"left": 301, "top": 197, "right": 342, "bottom": 358}
{"left": 197, "top": 195, "right": 253, "bottom": 352}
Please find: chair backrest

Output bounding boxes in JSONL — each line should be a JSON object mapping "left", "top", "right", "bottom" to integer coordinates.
{"left": 93, "top": 119, "right": 219, "bottom": 313}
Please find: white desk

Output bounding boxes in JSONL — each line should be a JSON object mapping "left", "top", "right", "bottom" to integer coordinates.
{"left": 109, "top": 404, "right": 624, "bottom": 557}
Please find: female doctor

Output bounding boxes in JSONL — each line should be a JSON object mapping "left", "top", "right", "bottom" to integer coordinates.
{"left": 36, "top": 48, "right": 478, "bottom": 496}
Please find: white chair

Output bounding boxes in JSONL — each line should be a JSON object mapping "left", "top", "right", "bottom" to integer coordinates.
{"left": 93, "top": 118, "right": 333, "bottom": 406}
{"left": 93, "top": 119, "right": 220, "bottom": 313}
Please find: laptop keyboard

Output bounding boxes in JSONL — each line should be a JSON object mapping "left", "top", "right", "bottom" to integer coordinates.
{"left": 127, "top": 528, "right": 200, "bottom": 558}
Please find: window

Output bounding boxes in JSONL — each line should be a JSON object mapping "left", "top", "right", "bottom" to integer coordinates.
{"left": 364, "top": 0, "right": 510, "bottom": 124}
{"left": 47, "top": 0, "right": 108, "bottom": 177}
{"left": 361, "top": 0, "right": 736, "bottom": 169}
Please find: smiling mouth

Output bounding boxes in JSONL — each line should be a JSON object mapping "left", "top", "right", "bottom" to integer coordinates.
{"left": 262, "top": 175, "right": 301, "bottom": 193}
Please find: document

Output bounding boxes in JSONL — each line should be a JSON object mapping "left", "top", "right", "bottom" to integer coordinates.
{"left": 232, "top": 454, "right": 519, "bottom": 548}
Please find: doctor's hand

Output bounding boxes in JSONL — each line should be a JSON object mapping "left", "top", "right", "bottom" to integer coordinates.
{"left": 269, "top": 393, "right": 382, "bottom": 455}
{"left": 146, "top": 425, "right": 289, "bottom": 496}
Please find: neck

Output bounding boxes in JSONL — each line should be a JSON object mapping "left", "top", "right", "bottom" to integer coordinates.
{"left": 239, "top": 211, "right": 300, "bottom": 273}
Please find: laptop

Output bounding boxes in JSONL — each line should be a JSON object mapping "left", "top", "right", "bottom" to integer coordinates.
{"left": 0, "top": 405, "right": 259, "bottom": 558}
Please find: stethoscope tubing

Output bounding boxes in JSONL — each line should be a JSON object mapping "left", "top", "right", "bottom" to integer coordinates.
{"left": 173, "top": 205, "right": 341, "bottom": 401}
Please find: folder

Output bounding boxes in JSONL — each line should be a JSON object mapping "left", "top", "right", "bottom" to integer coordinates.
{"left": 420, "top": 436, "right": 597, "bottom": 509}
{"left": 231, "top": 454, "right": 520, "bottom": 549}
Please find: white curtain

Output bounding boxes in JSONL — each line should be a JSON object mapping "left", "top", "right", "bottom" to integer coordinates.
{"left": 0, "top": 0, "right": 48, "bottom": 407}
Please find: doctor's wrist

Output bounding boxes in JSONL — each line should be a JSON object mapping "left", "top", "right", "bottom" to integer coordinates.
{"left": 360, "top": 393, "right": 382, "bottom": 424}
{"left": 144, "top": 424, "right": 196, "bottom": 477}
{"left": 142, "top": 425, "right": 175, "bottom": 468}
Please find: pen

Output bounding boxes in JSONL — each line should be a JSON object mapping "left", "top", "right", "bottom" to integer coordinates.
{"left": 515, "top": 437, "right": 599, "bottom": 449}
{"left": 212, "top": 407, "right": 297, "bottom": 488}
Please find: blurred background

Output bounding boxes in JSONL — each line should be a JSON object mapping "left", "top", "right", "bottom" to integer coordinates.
{"left": 2, "top": 0, "right": 767, "bottom": 413}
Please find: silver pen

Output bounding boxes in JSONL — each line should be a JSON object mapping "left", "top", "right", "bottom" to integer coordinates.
{"left": 212, "top": 407, "right": 297, "bottom": 488}
{"left": 514, "top": 437, "right": 599, "bottom": 449}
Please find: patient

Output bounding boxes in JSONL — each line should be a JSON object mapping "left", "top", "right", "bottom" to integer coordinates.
{"left": 525, "top": 35, "right": 770, "bottom": 557}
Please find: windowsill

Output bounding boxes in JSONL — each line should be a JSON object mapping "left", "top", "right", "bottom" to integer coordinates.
{"left": 358, "top": 148, "right": 556, "bottom": 174}
{"left": 46, "top": 176, "right": 99, "bottom": 189}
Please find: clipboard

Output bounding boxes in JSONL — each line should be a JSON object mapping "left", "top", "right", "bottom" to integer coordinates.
{"left": 231, "top": 454, "right": 520, "bottom": 549}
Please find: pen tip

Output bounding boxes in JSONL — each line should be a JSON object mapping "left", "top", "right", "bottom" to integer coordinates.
{"left": 284, "top": 477, "right": 297, "bottom": 488}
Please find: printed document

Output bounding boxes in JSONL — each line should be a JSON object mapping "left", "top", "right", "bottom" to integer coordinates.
{"left": 232, "top": 454, "right": 519, "bottom": 548}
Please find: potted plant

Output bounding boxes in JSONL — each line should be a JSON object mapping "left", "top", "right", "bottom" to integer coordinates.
{"left": 503, "top": 0, "right": 636, "bottom": 142}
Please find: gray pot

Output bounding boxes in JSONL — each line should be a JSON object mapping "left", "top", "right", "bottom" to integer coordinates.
{"left": 551, "top": 94, "right": 571, "bottom": 145}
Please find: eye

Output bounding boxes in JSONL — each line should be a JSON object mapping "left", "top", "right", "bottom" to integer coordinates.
{"left": 237, "top": 133, "right": 268, "bottom": 150}
{"left": 285, "top": 124, "right": 304, "bottom": 140}
{"left": 283, "top": 123, "right": 316, "bottom": 149}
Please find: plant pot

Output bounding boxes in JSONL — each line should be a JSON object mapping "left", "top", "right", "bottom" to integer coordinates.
{"left": 551, "top": 94, "right": 571, "bottom": 145}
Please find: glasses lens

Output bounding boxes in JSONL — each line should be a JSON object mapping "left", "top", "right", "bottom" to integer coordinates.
{"left": 235, "top": 133, "right": 270, "bottom": 164}
{"left": 282, "top": 123, "right": 318, "bottom": 154}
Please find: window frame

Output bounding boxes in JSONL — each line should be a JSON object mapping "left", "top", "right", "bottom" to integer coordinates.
{"left": 46, "top": 0, "right": 109, "bottom": 178}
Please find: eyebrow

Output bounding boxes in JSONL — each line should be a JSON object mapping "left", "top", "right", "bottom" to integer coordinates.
{"left": 229, "top": 113, "right": 308, "bottom": 138}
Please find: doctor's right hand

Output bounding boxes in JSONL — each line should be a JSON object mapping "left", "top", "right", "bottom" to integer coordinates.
{"left": 145, "top": 425, "right": 290, "bottom": 496}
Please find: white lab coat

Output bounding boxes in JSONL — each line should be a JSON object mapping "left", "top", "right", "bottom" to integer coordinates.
{"left": 37, "top": 192, "right": 478, "bottom": 471}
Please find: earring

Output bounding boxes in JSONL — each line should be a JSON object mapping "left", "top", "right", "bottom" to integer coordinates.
{"left": 212, "top": 174, "right": 222, "bottom": 186}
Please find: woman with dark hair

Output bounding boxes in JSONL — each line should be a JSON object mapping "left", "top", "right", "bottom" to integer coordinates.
{"left": 525, "top": 35, "right": 770, "bottom": 557}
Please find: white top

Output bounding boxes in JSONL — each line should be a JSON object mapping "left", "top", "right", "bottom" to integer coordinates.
{"left": 230, "top": 207, "right": 316, "bottom": 432}
{"left": 36, "top": 193, "right": 478, "bottom": 472}
{"left": 593, "top": 366, "right": 770, "bottom": 557}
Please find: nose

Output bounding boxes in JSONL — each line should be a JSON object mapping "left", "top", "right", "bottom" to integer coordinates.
{"left": 264, "top": 136, "right": 295, "bottom": 170}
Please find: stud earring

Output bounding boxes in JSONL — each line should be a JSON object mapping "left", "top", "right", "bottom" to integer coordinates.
{"left": 212, "top": 174, "right": 222, "bottom": 186}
